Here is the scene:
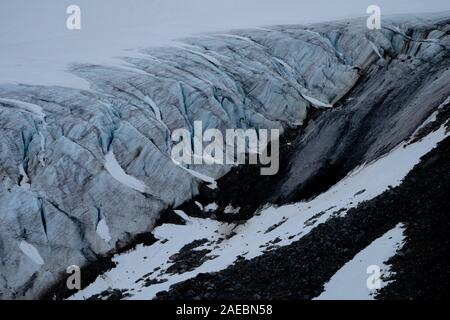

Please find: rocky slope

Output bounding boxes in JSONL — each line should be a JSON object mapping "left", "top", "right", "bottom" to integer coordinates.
{"left": 0, "top": 13, "right": 449, "bottom": 299}
{"left": 155, "top": 135, "right": 450, "bottom": 300}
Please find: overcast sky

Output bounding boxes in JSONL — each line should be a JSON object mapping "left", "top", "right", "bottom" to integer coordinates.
{"left": 1, "top": 0, "right": 449, "bottom": 87}
{"left": 1, "top": 0, "right": 450, "bottom": 44}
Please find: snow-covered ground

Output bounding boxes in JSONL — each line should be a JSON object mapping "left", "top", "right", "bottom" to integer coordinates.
{"left": 315, "top": 223, "right": 405, "bottom": 300}
{"left": 70, "top": 120, "right": 449, "bottom": 300}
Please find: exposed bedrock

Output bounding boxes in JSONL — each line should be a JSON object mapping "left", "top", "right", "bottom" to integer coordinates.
{"left": 0, "top": 14, "right": 449, "bottom": 299}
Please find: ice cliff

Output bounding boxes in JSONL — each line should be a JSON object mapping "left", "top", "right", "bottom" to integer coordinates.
{"left": 0, "top": 13, "right": 449, "bottom": 299}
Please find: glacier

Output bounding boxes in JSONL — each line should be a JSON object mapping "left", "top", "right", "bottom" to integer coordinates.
{"left": 0, "top": 13, "right": 450, "bottom": 299}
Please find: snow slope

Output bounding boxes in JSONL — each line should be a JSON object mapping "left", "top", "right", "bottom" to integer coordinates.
{"left": 315, "top": 223, "right": 405, "bottom": 300}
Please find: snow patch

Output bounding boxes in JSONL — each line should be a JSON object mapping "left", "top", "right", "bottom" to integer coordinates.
{"left": 301, "top": 94, "right": 333, "bottom": 108}
{"left": 368, "top": 40, "right": 383, "bottom": 59}
{"left": 178, "top": 44, "right": 222, "bottom": 66}
{"left": 173, "top": 210, "right": 192, "bottom": 224}
{"left": 0, "top": 98, "right": 45, "bottom": 119}
{"left": 410, "top": 95, "right": 450, "bottom": 140}
{"left": 18, "top": 164, "right": 31, "bottom": 189}
{"left": 224, "top": 205, "right": 240, "bottom": 214}
{"left": 104, "top": 150, "right": 148, "bottom": 193}
{"left": 195, "top": 201, "right": 204, "bottom": 211}
{"left": 204, "top": 202, "right": 219, "bottom": 212}
{"left": 315, "top": 223, "right": 405, "bottom": 300}
{"left": 96, "top": 219, "right": 112, "bottom": 243}
{"left": 143, "top": 96, "right": 163, "bottom": 122}
{"left": 19, "top": 241, "right": 45, "bottom": 266}
{"left": 214, "top": 33, "right": 262, "bottom": 47}
{"left": 172, "top": 158, "right": 218, "bottom": 190}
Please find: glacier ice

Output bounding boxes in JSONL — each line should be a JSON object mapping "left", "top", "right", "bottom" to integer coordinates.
{"left": 1, "top": 13, "right": 450, "bottom": 299}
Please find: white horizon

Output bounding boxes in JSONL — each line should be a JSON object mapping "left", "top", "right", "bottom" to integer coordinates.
{"left": 1, "top": 0, "right": 449, "bottom": 88}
